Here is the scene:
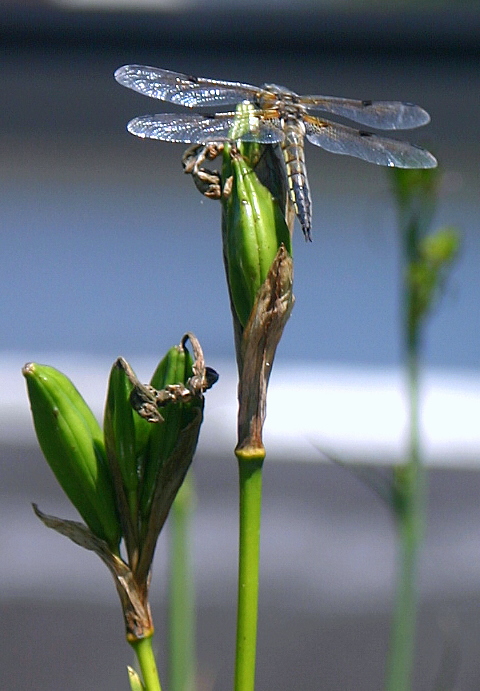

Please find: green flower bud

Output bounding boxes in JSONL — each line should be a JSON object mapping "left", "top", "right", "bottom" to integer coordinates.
{"left": 104, "top": 358, "right": 140, "bottom": 529}
{"left": 420, "top": 227, "right": 460, "bottom": 267}
{"left": 23, "top": 363, "right": 121, "bottom": 550}
{"left": 391, "top": 166, "right": 439, "bottom": 239}
{"left": 222, "top": 115, "right": 292, "bottom": 327}
{"left": 139, "top": 344, "right": 194, "bottom": 528}
{"left": 222, "top": 150, "right": 292, "bottom": 327}
{"left": 130, "top": 334, "right": 213, "bottom": 582}
{"left": 105, "top": 359, "right": 138, "bottom": 492}
{"left": 408, "top": 226, "right": 460, "bottom": 325}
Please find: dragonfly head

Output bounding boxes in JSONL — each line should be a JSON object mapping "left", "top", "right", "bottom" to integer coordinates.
{"left": 259, "top": 84, "right": 301, "bottom": 114}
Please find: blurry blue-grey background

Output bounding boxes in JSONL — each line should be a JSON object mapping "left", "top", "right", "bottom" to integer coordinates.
{"left": 1, "top": 2, "right": 479, "bottom": 690}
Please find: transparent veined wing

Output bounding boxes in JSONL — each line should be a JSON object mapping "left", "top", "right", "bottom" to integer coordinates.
{"left": 127, "top": 112, "right": 284, "bottom": 144}
{"left": 300, "top": 95, "right": 431, "bottom": 130}
{"left": 304, "top": 116, "right": 437, "bottom": 168}
{"left": 115, "top": 65, "right": 262, "bottom": 108}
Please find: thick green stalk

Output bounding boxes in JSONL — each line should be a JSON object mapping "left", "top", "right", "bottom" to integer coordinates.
{"left": 130, "top": 636, "right": 162, "bottom": 691}
{"left": 234, "top": 453, "right": 264, "bottom": 691}
{"left": 168, "top": 473, "right": 196, "bottom": 691}
{"left": 386, "top": 349, "right": 425, "bottom": 691}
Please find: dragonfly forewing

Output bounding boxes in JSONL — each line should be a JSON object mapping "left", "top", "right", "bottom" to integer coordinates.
{"left": 115, "top": 65, "right": 260, "bottom": 108}
{"left": 305, "top": 117, "right": 437, "bottom": 168}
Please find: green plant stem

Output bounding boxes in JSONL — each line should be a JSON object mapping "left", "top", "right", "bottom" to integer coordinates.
{"left": 234, "top": 454, "right": 264, "bottom": 691}
{"left": 168, "top": 473, "right": 196, "bottom": 691}
{"left": 386, "top": 349, "right": 425, "bottom": 691}
{"left": 130, "top": 636, "right": 162, "bottom": 691}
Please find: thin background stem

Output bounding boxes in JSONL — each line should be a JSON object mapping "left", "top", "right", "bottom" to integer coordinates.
{"left": 386, "top": 348, "right": 425, "bottom": 691}
{"left": 386, "top": 168, "right": 430, "bottom": 691}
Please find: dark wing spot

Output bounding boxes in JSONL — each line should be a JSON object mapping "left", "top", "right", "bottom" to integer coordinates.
{"left": 359, "top": 131, "right": 373, "bottom": 137}
{"left": 362, "top": 100, "right": 373, "bottom": 107}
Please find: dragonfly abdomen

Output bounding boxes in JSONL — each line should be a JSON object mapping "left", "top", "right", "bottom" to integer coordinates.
{"left": 281, "top": 118, "right": 312, "bottom": 241}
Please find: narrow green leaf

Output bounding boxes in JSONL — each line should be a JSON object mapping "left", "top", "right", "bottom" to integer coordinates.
{"left": 127, "top": 666, "right": 145, "bottom": 691}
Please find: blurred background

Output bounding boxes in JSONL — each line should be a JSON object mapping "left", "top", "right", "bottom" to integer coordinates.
{"left": 1, "top": 1, "right": 479, "bottom": 689}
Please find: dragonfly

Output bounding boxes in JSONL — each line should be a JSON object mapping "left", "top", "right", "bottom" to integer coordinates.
{"left": 115, "top": 65, "right": 437, "bottom": 240}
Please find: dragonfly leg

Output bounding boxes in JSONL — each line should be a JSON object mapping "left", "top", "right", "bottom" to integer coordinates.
{"left": 182, "top": 143, "right": 224, "bottom": 200}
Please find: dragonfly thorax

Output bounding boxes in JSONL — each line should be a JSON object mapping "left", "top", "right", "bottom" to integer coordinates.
{"left": 262, "top": 83, "right": 298, "bottom": 98}
{"left": 257, "top": 84, "right": 304, "bottom": 114}
{"left": 255, "top": 84, "right": 307, "bottom": 120}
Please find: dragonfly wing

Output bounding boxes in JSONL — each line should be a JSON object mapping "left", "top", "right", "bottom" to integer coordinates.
{"left": 301, "top": 95, "right": 431, "bottom": 130}
{"left": 305, "top": 117, "right": 437, "bottom": 168}
{"left": 127, "top": 113, "right": 283, "bottom": 144}
{"left": 115, "top": 65, "right": 261, "bottom": 108}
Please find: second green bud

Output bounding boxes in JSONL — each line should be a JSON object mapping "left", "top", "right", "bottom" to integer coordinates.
{"left": 222, "top": 112, "right": 292, "bottom": 328}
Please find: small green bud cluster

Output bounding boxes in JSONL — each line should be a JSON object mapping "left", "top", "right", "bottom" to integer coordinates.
{"left": 222, "top": 102, "right": 292, "bottom": 329}
{"left": 390, "top": 167, "right": 460, "bottom": 339}
{"left": 23, "top": 335, "right": 215, "bottom": 572}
